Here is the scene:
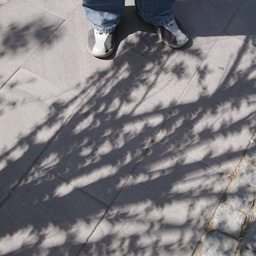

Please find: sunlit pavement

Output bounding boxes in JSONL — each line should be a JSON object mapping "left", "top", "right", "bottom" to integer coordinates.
{"left": 0, "top": 0, "right": 256, "bottom": 255}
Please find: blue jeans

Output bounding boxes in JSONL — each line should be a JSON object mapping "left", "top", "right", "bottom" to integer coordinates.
{"left": 82, "top": 0, "right": 176, "bottom": 33}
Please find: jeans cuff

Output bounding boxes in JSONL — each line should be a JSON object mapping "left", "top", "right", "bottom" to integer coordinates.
{"left": 137, "top": 11, "right": 174, "bottom": 27}
{"left": 92, "top": 24, "right": 116, "bottom": 33}
{"left": 148, "top": 17, "right": 174, "bottom": 27}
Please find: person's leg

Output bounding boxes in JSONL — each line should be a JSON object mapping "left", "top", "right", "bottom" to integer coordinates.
{"left": 135, "top": 0, "right": 188, "bottom": 48}
{"left": 135, "top": 0, "right": 175, "bottom": 27}
{"left": 82, "top": 0, "right": 125, "bottom": 58}
{"left": 82, "top": 0, "right": 125, "bottom": 33}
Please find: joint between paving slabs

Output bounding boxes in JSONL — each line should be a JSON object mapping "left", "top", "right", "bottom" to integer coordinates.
{"left": 74, "top": 153, "right": 152, "bottom": 256}
{"left": 245, "top": 157, "right": 256, "bottom": 169}
{"left": 0, "top": 114, "right": 73, "bottom": 210}
{"left": 235, "top": 215, "right": 256, "bottom": 255}
{"left": 193, "top": 131, "right": 256, "bottom": 256}
{"left": 75, "top": 205, "right": 112, "bottom": 256}
{"left": 235, "top": 247, "right": 256, "bottom": 256}
{"left": 239, "top": 199, "right": 255, "bottom": 238}
{"left": 193, "top": 194, "right": 256, "bottom": 256}
{"left": 51, "top": 169, "right": 110, "bottom": 208}
{"left": 222, "top": 0, "right": 245, "bottom": 36}
{"left": 74, "top": 124, "right": 169, "bottom": 255}
{"left": 192, "top": 164, "right": 253, "bottom": 255}
{"left": 22, "top": 18, "right": 65, "bottom": 67}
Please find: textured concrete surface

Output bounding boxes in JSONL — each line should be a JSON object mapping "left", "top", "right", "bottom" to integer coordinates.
{"left": 0, "top": 0, "right": 64, "bottom": 88}
{"left": 225, "top": 182, "right": 255, "bottom": 213}
{"left": 0, "top": 0, "right": 256, "bottom": 255}
{"left": 212, "top": 203, "right": 245, "bottom": 238}
{"left": 198, "top": 142, "right": 256, "bottom": 255}
{"left": 246, "top": 136, "right": 256, "bottom": 163}
{"left": 201, "top": 231, "right": 239, "bottom": 256}
{"left": 241, "top": 248, "right": 256, "bottom": 256}
{"left": 242, "top": 219, "right": 256, "bottom": 251}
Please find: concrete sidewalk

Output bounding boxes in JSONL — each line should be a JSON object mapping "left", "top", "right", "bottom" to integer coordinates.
{"left": 0, "top": 0, "right": 256, "bottom": 255}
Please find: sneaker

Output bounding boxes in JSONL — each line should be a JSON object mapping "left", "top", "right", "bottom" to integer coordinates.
{"left": 154, "top": 18, "right": 189, "bottom": 48}
{"left": 87, "top": 28, "right": 115, "bottom": 58}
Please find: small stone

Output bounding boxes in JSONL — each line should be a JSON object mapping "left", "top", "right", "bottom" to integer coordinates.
{"left": 242, "top": 218, "right": 256, "bottom": 251}
{"left": 212, "top": 203, "right": 246, "bottom": 238}
{"left": 201, "top": 231, "right": 238, "bottom": 256}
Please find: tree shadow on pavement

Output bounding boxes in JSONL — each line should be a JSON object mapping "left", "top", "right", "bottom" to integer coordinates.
{"left": 0, "top": 1, "right": 256, "bottom": 256}
{"left": 0, "top": 13, "right": 64, "bottom": 88}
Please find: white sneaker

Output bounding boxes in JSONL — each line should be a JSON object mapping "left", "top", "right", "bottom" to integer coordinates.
{"left": 87, "top": 28, "right": 115, "bottom": 58}
{"left": 154, "top": 18, "right": 189, "bottom": 48}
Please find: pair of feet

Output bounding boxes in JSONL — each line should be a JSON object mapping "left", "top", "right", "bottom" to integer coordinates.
{"left": 87, "top": 18, "right": 189, "bottom": 58}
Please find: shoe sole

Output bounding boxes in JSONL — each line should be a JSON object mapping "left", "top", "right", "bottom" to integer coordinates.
{"left": 86, "top": 41, "right": 115, "bottom": 58}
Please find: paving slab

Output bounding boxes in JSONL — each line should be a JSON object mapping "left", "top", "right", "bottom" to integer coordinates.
{"left": 173, "top": 0, "right": 245, "bottom": 67}
{"left": 201, "top": 231, "right": 239, "bottom": 256}
{"left": 0, "top": 0, "right": 64, "bottom": 88}
{"left": 1, "top": 0, "right": 256, "bottom": 255}
{"left": 171, "top": 35, "right": 256, "bottom": 175}
{"left": 0, "top": 166, "right": 106, "bottom": 256}
{"left": 224, "top": 0, "right": 256, "bottom": 48}
{"left": 88, "top": 46, "right": 201, "bottom": 127}
{"left": 232, "top": 161, "right": 256, "bottom": 189}
{"left": 155, "top": 100, "right": 255, "bottom": 180}
{"left": 175, "top": 0, "right": 243, "bottom": 39}
{"left": 114, "top": 0, "right": 244, "bottom": 114}
{"left": 242, "top": 218, "right": 256, "bottom": 251}
{"left": 23, "top": 6, "right": 113, "bottom": 96}
{"left": 118, "top": 0, "right": 243, "bottom": 53}
{"left": 23, "top": 0, "right": 80, "bottom": 19}
{"left": 19, "top": 3, "right": 232, "bottom": 209}
{"left": 80, "top": 141, "right": 229, "bottom": 256}
{"left": 212, "top": 203, "right": 245, "bottom": 238}
{"left": 0, "top": 68, "right": 83, "bottom": 204}
{"left": 225, "top": 181, "right": 255, "bottom": 214}
{"left": 23, "top": 0, "right": 242, "bottom": 116}
{"left": 241, "top": 249, "right": 256, "bottom": 256}
{"left": 32, "top": 82, "right": 163, "bottom": 206}
{"left": 178, "top": 34, "right": 256, "bottom": 103}
{"left": 77, "top": 3, "right": 225, "bottom": 126}
{"left": 246, "top": 134, "right": 256, "bottom": 163}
